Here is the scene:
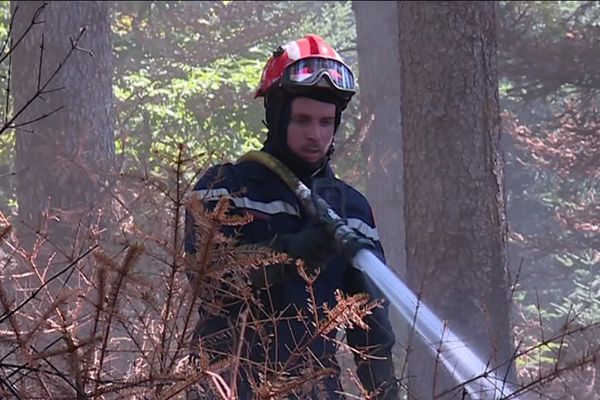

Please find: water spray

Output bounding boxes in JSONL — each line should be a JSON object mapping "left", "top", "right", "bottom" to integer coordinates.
{"left": 239, "top": 151, "right": 522, "bottom": 399}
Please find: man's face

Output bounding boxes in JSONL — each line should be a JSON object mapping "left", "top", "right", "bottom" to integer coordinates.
{"left": 286, "top": 97, "right": 336, "bottom": 165}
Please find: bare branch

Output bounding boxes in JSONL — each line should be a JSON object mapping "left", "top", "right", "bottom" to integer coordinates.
{"left": 8, "top": 105, "right": 64, "bottom": 129}
{"left": 0, "top": 245, "right": 98, "bottom": 324}
{"left": 0, "top": 26, "right": 87, "bottom": 137}
{"left": 36, "top": 33, "right": 44, "bottom": 92}
{"left": 0, "top": 2, "right": 47, "bottom": 65}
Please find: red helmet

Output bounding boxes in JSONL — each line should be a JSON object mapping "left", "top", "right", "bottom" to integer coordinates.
{"left": 255, "top": 34, "right": 355, "bottom": 106}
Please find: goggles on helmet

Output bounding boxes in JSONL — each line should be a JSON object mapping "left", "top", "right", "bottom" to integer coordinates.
{"left": 281, "top": 57, "right": 355, "bottom": 94}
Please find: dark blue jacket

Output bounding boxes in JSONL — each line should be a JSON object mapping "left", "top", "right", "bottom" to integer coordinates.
{"left": 185, "top": 154, "right": 396, "bottom": 399}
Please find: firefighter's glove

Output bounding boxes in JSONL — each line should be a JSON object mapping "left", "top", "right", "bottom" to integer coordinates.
{"left": 272, "top": 221, "right": 336, "bottom": 271}
{"left": 339, "top": 227, "right": 377, "bottom": 259}
{"left": 251, "top": 222, "right": 335, "bottom": 289}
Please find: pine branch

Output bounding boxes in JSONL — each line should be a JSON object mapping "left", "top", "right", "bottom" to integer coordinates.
{"left": 0, "top": 245, "right": 97, "bottom": 324}
{"left": 93, "top": 244, "right": 142, "bottom": 390}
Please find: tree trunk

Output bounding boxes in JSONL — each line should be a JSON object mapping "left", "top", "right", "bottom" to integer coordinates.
{"left": 353, "top": 1, "right": 407, "bottom": 393}
{"left": 11, "top": 1, "right": 114, "bottom": 251}
{"left": 398, "top": 2, "right": 516, "bottom": 399}
{"left": 353, "top": 0, "right": 405, "bottom": 275}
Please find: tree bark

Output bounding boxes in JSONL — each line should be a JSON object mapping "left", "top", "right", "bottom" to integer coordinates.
{"left": 353, "top": 1, "right": 407, "bottom": 393}
{"left": 11, "top": 1, "right": 115, "bottom": 251}
{"left": 398, "top": 2, "right": 516, "bottom": 399}
{"left": 353, "top": 0, "right": 406, "bottom": 276}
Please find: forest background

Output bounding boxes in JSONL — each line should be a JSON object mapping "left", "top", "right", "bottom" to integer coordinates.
{"left": 0, "top": 1, "right": 598, "bottom": 399}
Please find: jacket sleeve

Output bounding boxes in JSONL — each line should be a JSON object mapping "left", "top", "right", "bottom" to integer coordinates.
{"left": 184, "top": 163, "right": 240, "bottom": 256}
{"left": 342, "top": 203, "right": 398, "bottom": 399}
{"left": 184, "top": 163, "right": 286, "bottom": 290}
{"left": 184, "top": 163, "right": 249, "bottom": 360}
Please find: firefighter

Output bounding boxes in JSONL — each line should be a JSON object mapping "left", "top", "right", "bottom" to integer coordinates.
{"left": 185, "top": 34, "right": 397, "bottom": 399}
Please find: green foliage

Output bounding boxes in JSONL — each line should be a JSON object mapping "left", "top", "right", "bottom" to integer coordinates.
{"left": 115, "top": 53, "right": 265, "bottom": 171}
{"left": 516, "top": 341, "right": 567, "bottom": 370}
{"left": 553, "top": 256, "right": 600, "bottom": 325}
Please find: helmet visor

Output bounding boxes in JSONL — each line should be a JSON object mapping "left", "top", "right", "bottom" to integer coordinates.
{"left": 283, "top": 58, "right": 355, "bottom": 93}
